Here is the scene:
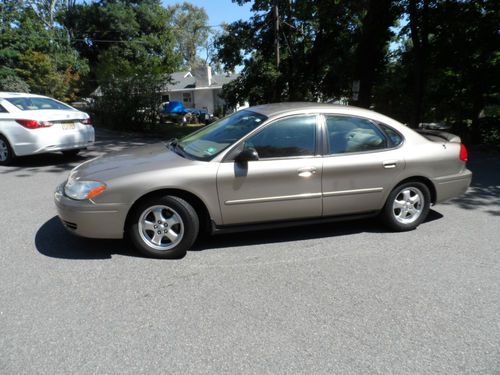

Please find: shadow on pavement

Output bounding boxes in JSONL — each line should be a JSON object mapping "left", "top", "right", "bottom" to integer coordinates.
{"left": 35, "top": 217, "right": 136, "bottom": 260}
{"left": 0, "top": 129, "right": 159, "bottom": 176}
{"left": 0, "top": 153, "right": 86, "bottom": 175}
{"left": 36, "top": 211, "right": 443, "bottom": 259}
{"left": 444, "top": 152, "right": 500, "bottom": 215}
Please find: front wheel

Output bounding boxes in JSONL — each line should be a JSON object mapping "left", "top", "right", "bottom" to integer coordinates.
{"left": 382, "top": 182, "right": 431, "bottom": 231}
{"left": 128, "top": 195, "right": 199, "bottom": 259}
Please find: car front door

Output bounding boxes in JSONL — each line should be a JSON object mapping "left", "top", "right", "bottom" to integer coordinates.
{"left": 321, "top": 114, "right": 405, "bottom": 216}
{"left": 216, "top": 115, "right": 323, "bottom": 225}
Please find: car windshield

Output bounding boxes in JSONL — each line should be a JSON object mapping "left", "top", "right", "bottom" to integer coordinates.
{"left": 177, "top": 110, "right": 267, "bottom": 160}
{"left": 5, "top": 97, "right": 74, "bottom": 111}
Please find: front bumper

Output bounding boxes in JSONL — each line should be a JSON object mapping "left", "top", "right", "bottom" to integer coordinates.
{"left": 54, "top": 183, "right": 128, "bottom": 239}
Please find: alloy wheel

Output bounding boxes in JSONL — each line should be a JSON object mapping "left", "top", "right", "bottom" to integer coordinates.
{"left": 0, "top": 139, "right": 9, "bottom": 162}
{"left": 392, "top": 187, "right": 424, "bottom": 224}
{"left": 138, "top": 205, "right": 185, "bottom": 251}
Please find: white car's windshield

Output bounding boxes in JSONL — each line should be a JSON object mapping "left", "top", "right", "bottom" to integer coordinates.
{"left": 5, "top": 97, "right": 74, "bottom": 111}
{"left": 177, "top": 110, "right": 267, "bottom": 160}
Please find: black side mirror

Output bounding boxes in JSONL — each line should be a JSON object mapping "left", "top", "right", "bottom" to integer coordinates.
{"left": 235, "top": 147, "right": 259, "bottom": 163}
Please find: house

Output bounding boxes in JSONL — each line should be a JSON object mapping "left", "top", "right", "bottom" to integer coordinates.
{"left": 161, "top": 66, "right": 240, "bottom": 114}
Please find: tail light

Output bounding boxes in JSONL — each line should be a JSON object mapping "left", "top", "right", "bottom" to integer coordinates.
{"left": 81, "top": 118, "right": 93, "bottom": 125}
{"left": 15, "top": 119, "right": 52, "bottom": 129}
{"left": 459, "top": 144, "right": 468, "bottom": 162}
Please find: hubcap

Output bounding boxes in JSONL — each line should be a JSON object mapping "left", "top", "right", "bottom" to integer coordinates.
{"left": 392, "top": 187, "right": 424, "bottom": 224}
{"left": 0, "top": 140, "right": 8, "bottom": 161}
{"left": 138, "top": 205, "right": 184, "bottom": 251}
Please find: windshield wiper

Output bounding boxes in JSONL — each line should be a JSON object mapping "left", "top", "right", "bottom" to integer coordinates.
{"left": 166, "top": 138, "right": 178, "bottom": 148}
{"left": 166, "top": 138, "right": 189, "bottom": 158}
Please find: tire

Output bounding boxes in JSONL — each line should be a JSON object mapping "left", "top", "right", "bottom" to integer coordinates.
{"left": 0, "top": 135, "right": 14, "bottom": 166}
{"left": 382, "top": 182, "right": 431, "bottom": 231}
{"left": 128, "top": 195, "right": 199, "bottom": 259}
{"left": 62, "top": 149, "right": 80, "bottom": 157}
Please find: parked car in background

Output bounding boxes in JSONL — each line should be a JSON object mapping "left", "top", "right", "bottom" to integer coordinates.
{"left": 160, "top": 101, "right": 214, "bottom": 125}
{"left": 185, "top": 108, "right": 214, "bottom": 124}
{"left": 159, "top": 100, "right": 188, "bottom": 124}
{"left": 0, "top": 92, "right": 94, "bottom": 165}
{"left": 55, "top": 103, "right": 471, "bottom": 259}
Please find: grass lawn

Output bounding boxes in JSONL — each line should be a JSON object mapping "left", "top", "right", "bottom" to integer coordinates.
{"left": 96, "top": 121, "right": 208, "bottom": 139}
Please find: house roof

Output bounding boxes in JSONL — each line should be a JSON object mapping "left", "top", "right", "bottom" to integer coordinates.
{"left": 163, "top": 71, "right": 239, "bottom": 92}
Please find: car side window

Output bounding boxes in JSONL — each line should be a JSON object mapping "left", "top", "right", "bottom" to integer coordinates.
{"left": 325, "top": 115, "right": 387, "bottom": 154}
{"left": 0, "top": 104, "right": 8, "bottom": 113}
{"left": 244, "top": 115, "right": 316, "bottom": 158}
{"left": 378, "top": 123, "right": 403, "bottom": 147}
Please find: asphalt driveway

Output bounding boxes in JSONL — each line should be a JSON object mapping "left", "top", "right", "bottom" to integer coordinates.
{"left": 0, "top": 130, "right": 499, "bottom": 374}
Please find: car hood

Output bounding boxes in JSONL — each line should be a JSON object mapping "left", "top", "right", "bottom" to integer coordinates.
{"left": 70, "top": 143, "right": 199, "bottom": 181}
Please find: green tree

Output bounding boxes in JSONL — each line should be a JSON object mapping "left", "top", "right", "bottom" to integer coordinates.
{"left": 167, "top": 2, "right": 209, "bottom": 69}
{"left": 216, "top": 0, "right": 398, "bottom": 105}
{"left": 0, "top": 1, "right": 88, "bottom": 100}
{"left": 63, "top": 0, "right": 180, "bottom": 128}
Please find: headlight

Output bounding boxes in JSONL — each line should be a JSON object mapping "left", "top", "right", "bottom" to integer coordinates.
{"left": 64, "top": 179, "right": 107, "bottom": 200}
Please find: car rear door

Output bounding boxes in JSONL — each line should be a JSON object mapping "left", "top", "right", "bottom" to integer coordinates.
{"left": 216, "top": 114, "right": 323, "bottom": 225}
{"left": 321, "top": 114, "right": 405, "bottom": 216}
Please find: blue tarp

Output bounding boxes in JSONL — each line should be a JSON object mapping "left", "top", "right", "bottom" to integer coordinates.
{"left": 161, "top": 101, "right": 187, "bottom": 114}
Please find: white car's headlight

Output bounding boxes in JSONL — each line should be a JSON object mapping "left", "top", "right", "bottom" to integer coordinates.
{"left": 64, "top": 179, "right": 107, "bottom": 200}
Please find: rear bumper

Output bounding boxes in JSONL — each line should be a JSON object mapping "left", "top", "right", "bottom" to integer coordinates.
{"left": 433, "top": 169, "right": 472, "bottom": 203}
{"left": 54, "top": 183, "right": 127, "bottom": 239}
{"left": 12, "top": 126, "right": 95, "bottom": 156}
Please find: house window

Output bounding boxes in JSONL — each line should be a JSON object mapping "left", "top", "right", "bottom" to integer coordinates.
{"left": 182, "top": 93, "right": 192, "bottom": 105}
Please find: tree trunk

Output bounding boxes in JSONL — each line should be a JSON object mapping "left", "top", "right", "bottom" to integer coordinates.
{"left": 408, "top": 0, "right": 429, "bottom": 128}
{"left": 354, "top": 0, "right": 395, "bottom": 108}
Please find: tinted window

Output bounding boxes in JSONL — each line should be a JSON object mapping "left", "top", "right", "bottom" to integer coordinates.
{"left": 379, "top": 124, "right": 403, "bottom": 147}
{"left": 326, "top": 116, "right": 387, "bottom": 154}
{"left": 244, "top": 115, "right": 316, "bottom": 158}
{"left": 0, "top": 104, "right": 8, "bottom": 113}
{"left": 5, "top": 97, "right": 73, "bottom": 111}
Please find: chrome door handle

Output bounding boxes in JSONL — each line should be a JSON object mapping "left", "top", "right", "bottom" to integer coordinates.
{"left": 297, "top": 167, "right": 317, "bottom": 177}
{"left": 383, "top": 160, "right": 397, "bottom": 169}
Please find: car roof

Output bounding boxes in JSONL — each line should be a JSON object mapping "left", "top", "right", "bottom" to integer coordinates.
{"left": 248, "top": 102, "right": 376, "bottom": 117}
{"left": 246, "top": 102, "right": 412, "bottom": 131}
{"left": 0, "top": 92, "right": 48, "bottom": 99}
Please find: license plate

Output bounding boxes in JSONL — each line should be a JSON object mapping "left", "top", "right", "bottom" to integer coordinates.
{"left": 62, "top": 123, "right": 76, "bottom": 130}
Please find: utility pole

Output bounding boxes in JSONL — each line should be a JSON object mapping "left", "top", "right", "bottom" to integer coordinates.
{"left": 273, "top": 3, "right": 280, "bottom": 67}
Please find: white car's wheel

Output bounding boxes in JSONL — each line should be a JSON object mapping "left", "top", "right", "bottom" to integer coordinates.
{"left": 0, "top": 135, "right": 14, "bottom": 166}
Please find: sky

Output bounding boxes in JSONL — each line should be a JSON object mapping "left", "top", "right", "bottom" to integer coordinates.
{"left": 162, "top": 0, "right": 253, "bottom": 28}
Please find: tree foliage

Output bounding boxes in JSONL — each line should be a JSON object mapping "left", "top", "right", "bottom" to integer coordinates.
{"left": 0, "top": 0, "right": 87, "bottom": 100}
{"left": 217, "top": 0, "right": 498, "bottom": 140}
{"left": 166, "top": 2, "right": 209, "bottom": 69}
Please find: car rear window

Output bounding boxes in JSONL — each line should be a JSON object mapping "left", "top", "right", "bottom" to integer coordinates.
{"left": 5, "top": 97, "right": 73, "bottom": 111}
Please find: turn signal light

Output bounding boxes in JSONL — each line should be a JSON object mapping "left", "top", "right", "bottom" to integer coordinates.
{"left": 86, "top": 185, "right": 107, "bottom": 199}
{"left": 15, "top": 119, "right": 52, "bottom": 129}
{"left": 459, "top": 144, "right": 468, "bottom": 162}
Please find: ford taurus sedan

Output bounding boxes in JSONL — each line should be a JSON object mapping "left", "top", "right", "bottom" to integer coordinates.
{"left": 0, "top": 92, "right": 94, "bottom": 165}
{"left": 55, "top": 103, "right": 471, "bottom": 258}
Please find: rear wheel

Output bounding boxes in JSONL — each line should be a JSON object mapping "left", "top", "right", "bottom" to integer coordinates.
{"left": 0, "top": 135, "right": 14, "bottom": 166}
{"left": 128, "top": 195, "right": 199, "bottom": 259}
{"left": 382, "top": 182, "right": 431, "bottom": 231}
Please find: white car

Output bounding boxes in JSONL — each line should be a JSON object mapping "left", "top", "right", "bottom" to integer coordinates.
{"left": 0, "top": 92, "right": 95, "bottom": 165}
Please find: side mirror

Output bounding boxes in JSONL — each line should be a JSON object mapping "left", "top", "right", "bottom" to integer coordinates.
{"left": 235, "top": 147, "right": 259, "bottom": 163}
